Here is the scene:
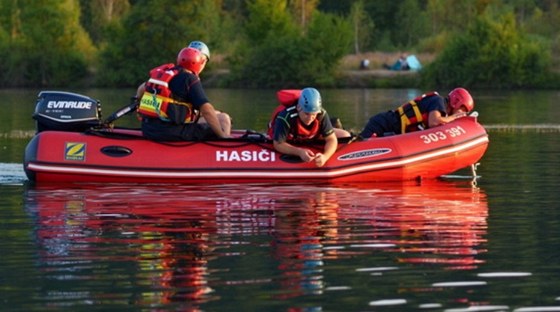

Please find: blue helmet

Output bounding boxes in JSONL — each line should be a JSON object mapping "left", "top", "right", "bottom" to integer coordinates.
{"left": 187, "top": 41, "right": 210, "bottom": 61}
{"left": 298, "top": 88, "right": 322, "bottom": 113}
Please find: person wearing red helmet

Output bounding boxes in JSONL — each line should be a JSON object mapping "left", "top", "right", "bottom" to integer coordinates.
{"left": 136, "top": 47, "right": 230, "bottom": 141}
{"left": 359, "top": 88, "right": 474, "bottom": 139}
{"left": 186, "top": 40, "right": 231, "bottom": 136}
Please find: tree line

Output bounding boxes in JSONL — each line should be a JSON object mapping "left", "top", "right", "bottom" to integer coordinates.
{"left": 1, "top": 0, "right": 558, "bottom": 89}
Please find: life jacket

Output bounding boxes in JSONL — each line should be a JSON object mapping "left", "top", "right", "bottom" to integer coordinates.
{"left": 278, "top": 107, "right": 322, "bottom": 141}
{"left": 292, "top": 111, "right": 321, "bottom": 140}
{"left": 137, "top": 63, "right": 197, "bottom": 124}
{"left": 267, "top": 89, "right": 322, "bottom": 140}
{"left": 267, "top": 89, "right": 301, "bottom": 138}
{"left": 396, "top": 91, "right": 439, "bottom": 134}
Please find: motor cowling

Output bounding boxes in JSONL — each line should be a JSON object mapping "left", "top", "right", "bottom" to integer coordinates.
{"left": 33, "top": 91, "right": 102, "bottom": 133}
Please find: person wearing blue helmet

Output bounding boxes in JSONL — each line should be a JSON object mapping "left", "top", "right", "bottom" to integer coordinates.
{"left": 186, "top": 40, "right": 231, "bottom": 135}
{"left": 271, "top": 87, "right": 339, "bottom": 167}
{"left": 187, "top": 41, "right": 210, "bottom": 62}
{"left": 135, "top": 47, "right": 230, "bottom": 141}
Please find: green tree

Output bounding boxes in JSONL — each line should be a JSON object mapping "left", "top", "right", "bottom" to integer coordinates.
{"left": 288, "top": 0, "right": 319, "bottom": 29}
{"left": 228, "top": 0, "right": 298, "bottom": 87}
{"left": 349, "top": 0, "right": 374, "bottom": 54}
{"left": 422, "top": 12, "right": 550, "bottom": 89}
{"left": 394, "top": 0, "right": 427, "bottom": 48}
{"left": 244, "top": 0, "right": 297, "bottom": 45}
{"left": 79, "top": 0, "right": 130, "bottom": 46}
{"left": 230, "top": 1, "right": 352, "bottom": 88}
{"left": 0, "top": 0, "right": 95, "bottom": 87}
{"left": 99, "top": 0, "right": 236, "bottom": 86}
{"left": 98, "top": 0, "right": 232, "bottom": 87}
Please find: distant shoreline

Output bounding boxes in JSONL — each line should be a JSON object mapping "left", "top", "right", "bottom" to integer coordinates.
{"left": 203, "top": 68, "right": 421, "bottom": 88}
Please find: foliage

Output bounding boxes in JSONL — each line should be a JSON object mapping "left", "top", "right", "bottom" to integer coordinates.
{"left": 79, "top": 0, "right": 130, "bottom": 46}
{"left": 393, "top": 0, "right": 428, "bottom": 48}
{"left": 421, "top": 13, "right": 551, "bottom": 89}
{"left": 1, "top": 0, "right": 560, "bottom": 88}
{"left": 243, "top": 0, "right": 296, "bottom": 46}
{"left": 97, "top": 0, "right": 232, "bottom": 87}
{"left": 349, "top": 0, "right": 374, "bottom": 54}
{"left": 98, "top": 0, "right": 190, "bottom": 87}
{"left": 0, "top": 0, "right": 94, "bottom": 87}
{"left": 287, "top": 0, "right": 319, "bottom": 28}
{"left": 228, "top": 5, "right": 352, "bottom": 88}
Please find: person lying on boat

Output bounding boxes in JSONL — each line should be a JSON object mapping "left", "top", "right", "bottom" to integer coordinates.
{"left": 269, "top": 88, "right": 348, "bottom": 167}
{"left": 136, "top": 46, "right": 231, "bottom": 141}
{"left": 186, "top": 40, "right": 232, "bottom": 135}
{"left": 359, "top": 87, "right": 474, "bottom": 139}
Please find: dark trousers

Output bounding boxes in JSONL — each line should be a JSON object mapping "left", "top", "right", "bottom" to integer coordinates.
{"left": 142, "top": 118, "right": 217, "bottom": 141}
{"left": 359, "top": 111, "right": 400, "bottom": 138}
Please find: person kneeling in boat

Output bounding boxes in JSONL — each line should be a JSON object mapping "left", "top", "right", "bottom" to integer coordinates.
{"left": 359, "top": 87, "right": 474, "bottom": 139}
{"left": 136, "top": 47, "right": 230, "bottom": 141}
{"left": 270, "top": 87, "right": 342, "bottom": 167}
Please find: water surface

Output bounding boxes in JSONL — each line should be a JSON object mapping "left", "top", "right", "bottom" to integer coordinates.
{"left": 1, "top": 88, "right": 559, "bottom": 311}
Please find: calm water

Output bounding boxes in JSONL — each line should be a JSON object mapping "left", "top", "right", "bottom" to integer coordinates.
{"left": 1, "top": 88, "right": 560, "bottom": 311}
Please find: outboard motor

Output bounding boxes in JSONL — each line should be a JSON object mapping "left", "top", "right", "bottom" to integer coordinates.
{"left": 33, "top": 91, "right": 102, "bottom": 133}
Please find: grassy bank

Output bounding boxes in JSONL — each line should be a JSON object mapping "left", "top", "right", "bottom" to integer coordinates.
{"left": 204, "top": 52, "right": 432, "bottom": 88}
{"left": 203, "top": 51, "right": 560, "bottom": 89}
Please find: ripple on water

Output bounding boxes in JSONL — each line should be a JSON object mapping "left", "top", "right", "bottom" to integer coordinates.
{"left": 444, "top": 305, "right": 510, "bottom": 312}
{"left": 369, "top": 299, "right": 407, "bottom": 306}
{"left": 419, "top": 303, "right": 443, "bottom": 309}
{"left": 513, "top": 307, "right": 560, "bottom": 312}
{"left": 432, "top": 281, "right": 487, "bottom": 287}
{"left": 355, "top": 267, "right": 399, "bottom": 272}
{"left": 0, "top": 163, "right": 27, "bottom": 185}
{"left": 349, "top": 243, "right": 396, "bottom": 248}
{"left": 477, "top": 272, "right": 532, "bottom": 278}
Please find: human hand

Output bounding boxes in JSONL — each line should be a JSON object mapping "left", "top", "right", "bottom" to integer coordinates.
{"left": 453, "top": 112, "right": 467, "bottom": 119}
{"left": 298, "top": 148, "right": 316, "bottom": 162}
{"left": 313, "top": 153, "right": 327, "bottom": 167}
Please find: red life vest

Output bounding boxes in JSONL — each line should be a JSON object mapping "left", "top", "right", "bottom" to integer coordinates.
{"left": 267, "top": 89, "right": 322, "bottom": 140}
{"left": 291, "top": 112, "right": 321, "bottom": 140}
{"left": 137, "top": 64, "right": 197, "bottom": 123}
{"left": 267, "top": 89, "right": 301, "bottom": 138}
{"left": 396, "top": 92, "right": 439, "bottom": 134}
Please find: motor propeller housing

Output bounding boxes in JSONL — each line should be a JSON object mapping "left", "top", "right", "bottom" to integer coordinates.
{"left": 33, "top": 91, "right": 102, "bottom": 133}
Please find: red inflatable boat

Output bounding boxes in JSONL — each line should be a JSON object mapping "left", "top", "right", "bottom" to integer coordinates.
{"left": 24, "top": 91, "right": 489, "bottom": 184}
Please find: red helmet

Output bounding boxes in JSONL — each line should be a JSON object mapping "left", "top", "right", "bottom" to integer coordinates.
{"left": 448, "top": 88, "right": 474, "bottom": 112}
{"left": 176, "top": 47, "right": 206, "bottom": 75}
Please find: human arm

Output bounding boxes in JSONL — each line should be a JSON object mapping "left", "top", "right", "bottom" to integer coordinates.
{"left": 136, "top": 82, "right": 146, "bottom": 98}
{"left": 200, "top": 103, "right": 230, "bottom": 138}
{"left": 198, "top": 110, "right": 232, "bottom": 136}
{"left": 313, "top": 132, "right": 337, "bottom": 167}
{"left": 272, "top": 127, "right": 338, "bottom": 167}
{"left": 272, "top": 113, "right": 316, "bottom": 161}
{"left": 271, "top": 111, "right": 332, "bottom": 166}
{"left": 428, "top": 109, "right": 467, "bottom": 128}
{"left": 273, "top": 140, "right": 318, "bottom": 163}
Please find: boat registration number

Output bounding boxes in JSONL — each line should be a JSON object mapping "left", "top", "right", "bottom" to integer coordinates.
{"left": 420, "top": 126, "right": 467, "bottom": 144}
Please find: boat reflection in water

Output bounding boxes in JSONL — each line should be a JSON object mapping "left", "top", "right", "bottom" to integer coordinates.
{"left": 24, "top": 179, "right": 488, "bottom": 309}
{"left": 337, "top": 179, "right": 488, "bottom": 270}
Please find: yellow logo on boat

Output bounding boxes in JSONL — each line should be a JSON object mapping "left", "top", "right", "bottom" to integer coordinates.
{"left": 65, "top": 142, "right": 86, "bottom": 161}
